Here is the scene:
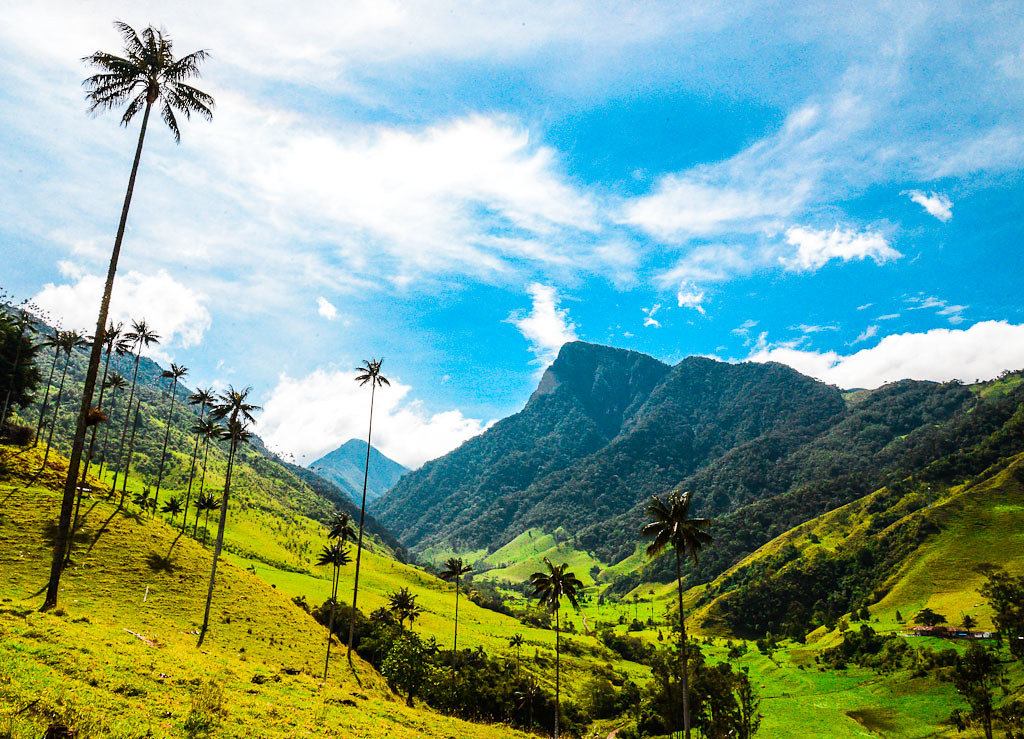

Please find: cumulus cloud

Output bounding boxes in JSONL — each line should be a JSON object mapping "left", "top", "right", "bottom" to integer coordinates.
{"left": 677, "top": 286, "right": 707, "bottom": 314}
{"left": 748, "top": 321, "right": 1024, "bottom": 388}
{"left": 783, "top": 226, "right": 901, "bottom": 271}
{"left": 31, "top": 266, "right": 211, "bottom": 355}
{"left": 258, "top": 366, "right": 491, "bottom": 469}
{"left": 906, "top": 190, "right": 953, "bottom": 221}
{"left": 317, "top": 296, "right": 338, "bottom": 320}
{"left": 642, "top": 303, "right": 662, "bottom": 328}
{"left": 508, "top": 283, "right": 579, "bottom": 367}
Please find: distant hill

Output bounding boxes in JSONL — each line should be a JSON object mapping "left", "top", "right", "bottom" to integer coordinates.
{"left": 309, "top": 439, "right": 408, "bottom": 505}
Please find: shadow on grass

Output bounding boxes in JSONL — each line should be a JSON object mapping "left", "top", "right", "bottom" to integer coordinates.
{"left": 145, "top": 552, "right": 175, "bottom": 573}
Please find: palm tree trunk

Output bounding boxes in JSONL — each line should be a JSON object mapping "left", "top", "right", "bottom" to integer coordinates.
{"left": 555, "top": 607, "right": 561, "bottom": 739}
{"left": 676, "top": 549, "right": 691, "bottom": 739}
{"left": 79, "top": 340, "right": 113, "bottom": 487}
{"left": 38, "top": 352, "right": 71, "bottom": 473}
{"left": 181, "top": 403, "right": 206, "bottom": 532}
{"left": 97, "top": 386, "right": 120, "bottom": 481}
{"left": 110, "top": 352, "right": 142, "bottom": 493}
{"left": 453, "top": 576, "right": 460, "bottom": 657}
{"left": 347, "top": 382, "right": 377, "bottom": 665}
{"left": 34, "top": 343, "right": 60, "bottom": 445}
{"left": 153, "top": 376, "right": 179, "bottom": 512}
{"left": 120, "top": 400, "right": 142, "bottom": 501}
{"left": 43, "top": 99, "right": 152, "bottom": 611}
{"left": 323, "top": 564, "right": 339, "bottom": 682}
{"left": 198, "top": 418, "right": 237, "bottom": 646}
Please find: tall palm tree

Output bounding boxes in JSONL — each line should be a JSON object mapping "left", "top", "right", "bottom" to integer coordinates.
{"left": 118, "top": 397, "right": 145, "bottom": 503}
{"left": 509, "top": 633, "right": 524, "bottom": 677}
{"left": 529, "top": 558, "right": 583, "bottom": 739}
{"left": 33, "top": 330, "right": 64, "bottom": 445}
{"left": 44, "top": 21, "right": 215, "bottom": 612}
{"left": 440, "top": 557, "right": 473, "bottom": 656}
{"left": 347, "top": 357, "right": 390, "bottom": 665}
{"left": 181, "top": 387, "right": 215, "bottom": 532}
{"left": 192, "top": 417, "right": 223, "bottom": 535}
{"left": 0, "top": 311, "right": 37, "bottom": 428}
{"left": 153, "top": 362, "right": 188, "bottom": 512}
{"left": 386, "top": 587, "right": 423, "bottom": 628}
{"left": 194, "top": 492, "right": 219, "bottom": 543}
{"left": 197, "top": 386, "right": 258, "bottom": 646}
{"left": 37, "top": 331, "right": 89, "bottom": 474}
{"left": 641, "top": 490, "right": 712, "bottom": 739}
{"left": 316, "top": 540, "right": 352, "bottom": 683}
{"left": 110, "top": 320, "right": 160, "bottom": 494}
{"left": 161, "top": 495, "right": 183, "bottom": 522}
{"left": 79, "top": 322, "right": 122, "bottom": 484}
{"left": 97, "top": 372, "right": 127, "bottom": 480}
{"left": 328, "top": 511, "right": 356, "bottom": 543}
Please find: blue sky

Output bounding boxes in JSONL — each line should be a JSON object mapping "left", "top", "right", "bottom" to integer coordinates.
{"left": 2, "top": 2, "right": 1024, "bottom": 468}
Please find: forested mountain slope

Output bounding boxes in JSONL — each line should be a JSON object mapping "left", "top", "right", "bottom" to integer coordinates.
{"left": 309, "top": 438, "right": 408, "bottom": 505}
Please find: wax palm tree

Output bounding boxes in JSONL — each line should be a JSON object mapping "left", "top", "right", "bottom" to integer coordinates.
{"left": 110, "top": 319, "right": 160, "bottom": 494}
{"left": 529, "top": 558, "right": 583, "bottom": 739}
{"left": 97, "top": 372, "right": 127, "bottom": 480}
{"left": 191, "top": 417, "right": 224, "bottom": 537}
{"left": 181, "top": 387, "right": 215, "bottom": 532}
{"left": 37, "top": 331, "right": 89, "bottom": 474}
{"left": 118, "top": 394, "right": 146, "bottom": 503}
{"left": 441, "top": 557, "right": 473, "bottom": 656}
{"left": 198, "top": 386, "right": 258, "bottom": 646}
{"left": 133, "top": 486, "right": 152, "bottom": 513}
{"left": 194, "top": 492, "right": 219, "bottom": 543}
{"left": 153, "top": 362, "right": 188, "bottom": 512}
{"left": 316, "top": 540, "right": 352, "bottom": 683}
{"left": 33, "top": 330, "right": 63, "bottom": 446}
{"left": 0, "top": 311, "right": 37, "bottom": 428}
{"left": 161, "top": 495, "right": 183, "bottom": 522}
{"left": 79, "top": 322, "right": 122, "bottom": 483}
{"left": 45, "top": 22, "right": 215, "bottom": 611}
{"left": 328, "top": 511, "right": 356, "bottom": 543}
{"left": 515, "top": 678, "right": 539, "bottom": 734}
{"left": 347, "top": 358, "right": 390, "bottom": 664}
{"left": 509, "top": 633, "right": 524, "bottom": 676}
{"left": 641, "top": 489, "right": 712, "bottom": 739}
{"left": 387, "top": 587, "right": 423, "bottom": 628}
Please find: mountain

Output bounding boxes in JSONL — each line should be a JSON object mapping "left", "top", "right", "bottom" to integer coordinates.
{"left": 373, "top": 341, "right": 1023, "bottom": 592}
{"left": 309, "top": 439, "right": 408, "bottom": 505}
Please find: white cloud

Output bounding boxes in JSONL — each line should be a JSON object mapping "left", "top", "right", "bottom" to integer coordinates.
{"left": 258, "top": 366, "right": 491, "bottom": 469}
{"left": 508, "top": 283, "right": 579, "bottom": 367}
{"left": 783, "top": 226, "right": 901, "bottom": 271}
{"left": 907, "top": 295, "right": 968, "bottom": 324}
{"left": 906, "top": 190, "right": 953, "bottom": 222}
{"left": 749, "top": 321, "right": 1024, "bottom": 388}
{"left": 794, "top": 324, "right": 838, "bottom": 334}
{"left": 853, "top": 325, "right": 879, "bottom": 343}
{"left": 317, "top": 296, "right": 338, "bottom": 320}
{"left": 677, "top": 286, "right": 706, "bottom": 314}
{"left": 31, "top": 267, "right": 211, "bottom": 356}
{"left": 642, "top": 303, "right": 662, "bottom": 328}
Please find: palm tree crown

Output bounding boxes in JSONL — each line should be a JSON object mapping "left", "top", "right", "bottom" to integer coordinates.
{"left": 328, "top": 511, "right": 356, "bottom": 543}
{"left": 641, "top": 489, "right": 712, "bottom": 563}
{"left": 83, "top": 22, "right": 214, "bottom": 142}
{"left": 355, "top": 358, "right": 391, "bottom": 390}
{"left": 316, "top": 541, "right": 352, "bottom": 570}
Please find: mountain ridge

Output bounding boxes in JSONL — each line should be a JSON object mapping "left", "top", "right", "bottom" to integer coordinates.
{"left": 308, "top": 438, "right": 409, "bottom": 506}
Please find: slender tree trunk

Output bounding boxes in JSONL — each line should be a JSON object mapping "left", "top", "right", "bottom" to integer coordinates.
{"left": 153, "top": 376, "right": 179, "bottom": 512}
{"left": 0, "top": 326, "right": 25, "bottom": 428}
{"left": 120, "top": 400, "right": 142, "bottom": 501}
{"left": 347, "top": 382, "right": 377, "bottom": 665}
{"left": 453, "top": 575, "right": 460, "bottom": 657}
{"left": 43, "top": 100, "right": 152, "bottom": 611}
{"left": 555, "top": 607, "right": 560, "bottom": 739}
{"left": 110, "top": 352, "right": 142, "bottom": 493}
{"left": 324, "top": 564, "right": 339, "bottom": 682}
{"left": 98, "top": 386, "right": 120, "bottom": 481}
{"left": 181, "top": 402, "right": 206, "bottom": 532}
{"left": 79, "top": 340, "right": 113, "bottom": 487}
{"left": 37, "top": 352, "right": 70, "bottom": 473}
{"left": 676, "top": 549, "right": 691, "bottom": 739}
{"left": 34, "top": 342, "right": 59, "bottom": 445}
{"left": 198, "top": 417, "right": 237, "bottom": 646}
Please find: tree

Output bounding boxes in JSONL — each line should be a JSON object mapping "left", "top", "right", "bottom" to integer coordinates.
{"left": 387, "top": 587, "right": 424, "bottom": 628}
{"left": 0, "top": 309, "right": 39, "bottom": 427}
{"left": 950, "top": 642, "right": 1007, "bottom": 739}
{"left": 316, "top": 540, "right": 352, "bottom": 683}
{"left": 191, "top": 416, "right": 224, "bottom": 537}
{"left": 441, "top": 557, "right": 473, "bottom": 656}
{"left": 97, "top": 372, "right": 127, "bottom": 480}
{"left": 528, "top": 557, "right": 583, "bottom": 739}
{"left": 913, "top": 608, "right": 948, "bottom": 628}
{"left": 195, "top": 492, "right": 219, "bottom": 544}
{"left": 33, "top": 330, "right": 63, "bottom": 446}
{"left": 44, "top": 21, "right": 214, "bottom": 612}
{"left": 509, "top": 633, "right": 524, "bottom": 677}
{"left": 641, "top": 489, "right": 712, "bottom": 739}
{"left": 981, "top": 570, "right": 1024, "bottom": 661}
{"left": 328, "top": 511, "right": 356, "bottom": 543}
{"left": 347, "top": 357, "right": 390, "bottom": 665}
{"left": 381, "top": 633, "right": 428, "bottom": 707}
{"left": 197, "top": 386, "right": 258, "bottom": 645}
{"left": 110, "top": 320, "right": 160, "bottom": 496}
{"left": 37, "top": 331, "right": 89, "bottom": 474}
{"left": 181, "top": 388, "right": 215, "bottom": 533}
{"left": 161, "top": 495, "right": 183, "bottom": 522}
{"left": 153, "top": 362, "right": 188, "bottom": 512}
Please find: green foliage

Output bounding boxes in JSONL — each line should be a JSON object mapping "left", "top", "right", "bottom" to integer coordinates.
{"left": 981, "top": 569, "right": 1024, "bottom": 661}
